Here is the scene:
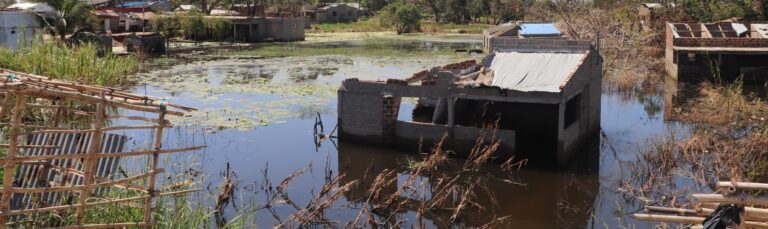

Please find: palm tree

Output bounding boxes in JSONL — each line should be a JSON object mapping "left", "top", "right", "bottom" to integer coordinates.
{"left": 33, "top": 0, "right": 94, "bottom": 40}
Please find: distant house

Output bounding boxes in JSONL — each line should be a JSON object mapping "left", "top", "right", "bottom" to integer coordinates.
{"left": 93, "top": 10, "right": 145, "bottom": 33}
{"left": 190, "top": 16, "right": 305, "bottom": 42}
{"left": 0, "top": 11, "right": 42, "bottom": 50}
{"left": 483, "top": 22, "right": 565, "bottom": 53}
{"left": 638, "top": 3, "right": 669, "bottom": 31}
{"left": 6, "top": 2, "right": 57, "bottom": 19}
{"left": 303, "top": 3, "right": 359, "bottom": 24}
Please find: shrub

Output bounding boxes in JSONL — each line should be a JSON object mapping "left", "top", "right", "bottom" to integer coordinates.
{"left": 380, "top": 2, "right": 422, "bottom": 34}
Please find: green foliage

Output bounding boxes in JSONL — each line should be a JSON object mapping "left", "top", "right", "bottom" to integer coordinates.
{"left": 149, "top": 15, "right": 181, "bottom": 38}
{"left": 202, "top": 17, "right": 233, "bottom": 40}
{"left": 0, "top": 41, "right": 138, "bottom": 86}
{"left": 178, "top": 11, "right": 206, "bottom": 39}
{"left": 380, "top": 2, "right": 422, "bottom": 34}
{"left": 33, "top": 0, "right": 95, "bottom": 39}
{"left": 364, "top": 0, "right": 392, "bottom": 11}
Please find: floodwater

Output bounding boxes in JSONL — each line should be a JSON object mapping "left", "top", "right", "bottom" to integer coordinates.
{"left": 114, "top": 34, "right": 700, "bottom": 228}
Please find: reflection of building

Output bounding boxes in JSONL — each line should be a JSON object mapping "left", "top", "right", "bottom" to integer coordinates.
{"left": 338, "top": 39, "right": 602, "bottom": 166}
{"left": 483, "top": 22, "right": 565, "bottom": 53}
{"left": 303, "top": 3, "right": 359, "bottom": 24}
{"left": 337, "top": 139, "right": 599, "bottom": 228}
{"left": 665, "top": 22, "right": 768, "bottom": 84}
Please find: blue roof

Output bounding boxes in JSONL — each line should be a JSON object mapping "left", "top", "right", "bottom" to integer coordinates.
{"left": 519, "top": 23, "right": 561, "bottom": 36}
{"left": 115, "top": 1, "right": 148, "bottom": 7}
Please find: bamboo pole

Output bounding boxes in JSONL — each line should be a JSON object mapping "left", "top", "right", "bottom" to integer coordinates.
{"left": 0, "top": 189, "right": 200, "bottom": 217}
{"left": 718, "top": 181, "right": 768, "bottom": 192}
{"left": 107, "top": 115, "right": 167, "bottom": 124}
{"left": 0, "top": 146, "right": 205, "bottom": 162}
{"left": 633, "top": 213, "right": 704, "bottom": 224}
{"left": 27, "top": 125, "right": 170, "bottom": 134}
{"left": 76, "top": 91, "right": 107, "bottom": 225}
{"left": 692, "top": 194, "right": 768, "bottom": 206}
{"left": 0, "top": 94, "right": 11, "bottom": 126}
{"left": 144, "top": 104, "right": 167, "bottom": 227}
{"left": 0, "top": 94, "right": 25, "bottom": 227}
{"left": 8, "top": 169, "right": 163, "bottom": 193}
{"left": 40, "top": 222, "right": 155, "bottom": 229}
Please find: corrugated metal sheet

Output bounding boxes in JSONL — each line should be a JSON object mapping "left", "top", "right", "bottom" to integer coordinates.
{"left": 9, "top": 132, "right": 127, "bottom": 216}
{"left": 519, "top": 23, "right": 561, "bottom": 36}
{"left": 487, "top": 51, "right": 586, "bottom": 93}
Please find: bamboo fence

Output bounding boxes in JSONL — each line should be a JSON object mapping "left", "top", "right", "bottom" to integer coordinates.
{"left": 0, "top": 69, "right": 204, "bottom": 228}
{"left": 634, "top": 180, "right": 768, "bottom": 228}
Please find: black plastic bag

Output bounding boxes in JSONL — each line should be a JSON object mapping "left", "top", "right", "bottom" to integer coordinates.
{"left": 702, "top": 204, "right": 745, "bottom": 229}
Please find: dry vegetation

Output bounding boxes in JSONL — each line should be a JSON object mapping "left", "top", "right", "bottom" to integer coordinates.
{"left": 526, "top": 2, "right": 665, "bottom": 92}
{"left": 214, "top": 132, "right": 525, "bottom": 228}
{"left": 622, "top": 81, "right": 768, "bottom": 211}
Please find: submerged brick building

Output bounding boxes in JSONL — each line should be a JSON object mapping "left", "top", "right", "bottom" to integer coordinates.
{"left": 665, "top": 22, "right": 768, "bottom": 83}
{"left": 338, "top": 39, "right": 602, "bottom": 166}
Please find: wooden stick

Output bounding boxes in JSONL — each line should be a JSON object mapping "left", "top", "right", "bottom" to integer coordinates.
{"left": 0, "top": 144, "right": 60, "bottom": 149}
{"left": 633, "top": 213, "right": 704, "bottom": 224}
{"left": 40, "top": 222, "right": 155, "bottom": 229}
{"left": 692, "top": 194, "right": 768, "bottom": 206}
{"left": 717, "top": 181, "right": 768, "bottom": 191}
{"left": 76, "top": 91, "right": 107, "bottom": 225}
{"left": 26, "top": 125, "right": 170, "bottom": 134}
{"left": 8, "top": 169, "right": 163, "bottom": 193}
{"left": 144, "top": 106, "right": 167, "bottom": 227}
{"left": 0, "top": 189, "right": 200, "bottom": 217}
{"left": 107, "top": 115, "right": 167, "bottom": 124}
{"left": 1, "top": 146, "right": 206, "bottom": 162}
{"left": 634, "top": 213, "right": 768, "bottom": 228}
{"left": 0, "top": 94, "right": 25, "bottom": 227}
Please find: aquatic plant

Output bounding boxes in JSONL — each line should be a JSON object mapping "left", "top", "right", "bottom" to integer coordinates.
{"left": 0, "top": 41, "right": 138, "bottom": 86}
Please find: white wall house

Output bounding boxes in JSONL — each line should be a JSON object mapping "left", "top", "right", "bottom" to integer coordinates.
{"left": 0, "top": 11, "right": 42, "bottom": 50}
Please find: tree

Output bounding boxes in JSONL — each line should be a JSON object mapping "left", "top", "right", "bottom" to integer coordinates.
{"left": 33, "top": 0, "right": 94, "bottom": 40}
{"left": 380, "top": 2, "right": 422, "bottom": 34}
{"left": 421, "top": 0, "right": 445, "bottom": 23}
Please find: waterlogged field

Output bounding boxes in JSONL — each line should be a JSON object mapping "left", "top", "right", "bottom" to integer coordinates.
{"left": 106, "top": 33, "right": 750, "bottom": 228}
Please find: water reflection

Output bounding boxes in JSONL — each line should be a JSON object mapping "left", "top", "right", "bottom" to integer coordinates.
{"left": 338, "top": 135, "right": 600, "bottom": 228}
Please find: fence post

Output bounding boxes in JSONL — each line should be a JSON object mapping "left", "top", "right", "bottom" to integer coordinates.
{"left": 144, "top": 102, "right": 166, "bottom": 227}
{"left": 75, "top": 91, "right": 107, "bottom": 225}
{"left": 0, "top": 94, "right": 26, "bottom": 228}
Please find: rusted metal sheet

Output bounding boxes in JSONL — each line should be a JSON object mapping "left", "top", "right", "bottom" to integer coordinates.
{"left": 10, "top": 132, "right": 127, "bottom": 214}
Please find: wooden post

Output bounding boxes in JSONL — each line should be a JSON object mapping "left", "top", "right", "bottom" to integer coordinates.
{"left": 0, "top": 94, "right": 26, "bottom": 227}
{"left": 0, "top": 94, "right": 12, "bottom": 128}
{"left": 76, "top": 91, "right": 107, "bottom": 225}
{"left": 144, "top": 103, "right": 166, "bottom": 227}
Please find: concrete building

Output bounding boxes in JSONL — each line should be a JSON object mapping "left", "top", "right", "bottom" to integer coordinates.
{"left": 0, "top": 11, "right": 41, "bottom": 50}
{"left": 665, "top": 22, "right": 768, "bottom": 83}
{"left": 198, "top": 16, "right": 305, "bottom": 42}
{"left": 303, "top": 3, "right": 358, "bottom": 24}
{"left": 483, "top": 22, "right": 565, "bottom": 53}
{"left": 338, "top": 39, "right": 602, "bottom": 166}
{"left": 125, "top": 32, "right": 166, "bottom": 54}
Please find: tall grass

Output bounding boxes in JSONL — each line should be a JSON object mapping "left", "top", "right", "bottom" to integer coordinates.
{"left": 0, "top": 41, "right": 138, "bottom": 87}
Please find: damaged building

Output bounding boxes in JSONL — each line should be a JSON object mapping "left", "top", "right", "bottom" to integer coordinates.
{"left": 483, "top": 22, "right": 565, "bottom": 53}
{"left": 665, "top": 22, "right": 768, "bottom": 83}
{"left": 338, "top": 40, "right": 602, "bottom": 166}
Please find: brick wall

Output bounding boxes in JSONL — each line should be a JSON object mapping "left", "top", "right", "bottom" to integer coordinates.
{"left": 673, "top": 37, "right": 768, "bottom": 47}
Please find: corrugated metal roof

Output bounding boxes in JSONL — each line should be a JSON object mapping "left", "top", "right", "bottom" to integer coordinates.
{"left": 10, "top": 132, "right": 127, "bottom": 217}
{"left": 487, "top": 51, "right": 586, "bottom": 93}
{"left": 519, "top": 23, "right": 561, "bottom": 36}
